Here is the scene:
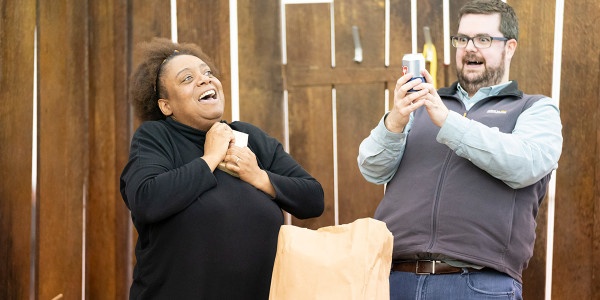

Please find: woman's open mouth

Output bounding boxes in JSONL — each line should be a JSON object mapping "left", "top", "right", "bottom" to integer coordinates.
{"left": 198, "top": 89, "right": 218, "bottom": 103}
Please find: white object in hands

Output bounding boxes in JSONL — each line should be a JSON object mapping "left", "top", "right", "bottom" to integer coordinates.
{"left": 217, "top": 129, "right": 248, "bottom": 177}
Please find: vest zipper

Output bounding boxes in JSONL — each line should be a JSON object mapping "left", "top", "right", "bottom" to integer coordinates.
{"left": 426, "top": 149, "right": 453, "bottom": 252}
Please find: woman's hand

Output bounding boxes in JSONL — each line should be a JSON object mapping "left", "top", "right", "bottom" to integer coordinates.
{"left": 202, "top": 122, "right": 234, "bottom": 171}
{"left": 224, "top": 146, "right": 276, "bottom": 197}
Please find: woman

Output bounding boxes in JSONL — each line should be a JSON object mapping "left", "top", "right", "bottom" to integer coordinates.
{"left": 120, "top": 38, "right": 324, "bottom": 299}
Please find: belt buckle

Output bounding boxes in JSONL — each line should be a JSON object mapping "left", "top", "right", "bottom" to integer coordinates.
{"left": 415, "top": 260, "right": 437, "bottom": 275}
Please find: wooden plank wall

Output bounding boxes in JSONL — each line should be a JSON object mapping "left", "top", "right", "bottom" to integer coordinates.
{"left": 86, "top": 0, "right": 131, "bottom": 299}
{"left": 1, "top": 0, "right": 599, "bottom": 299}
{"left": 507, "top": 1, "right": 555, "bottom": 298}
{"left": 553, "top": 1, "right": 600, "bottom": 299}
{"left": 0, "top": 0, "right": 36, "bottom": 299}
{"left": 285, "top": 4, "right": 336, "bottom": 228}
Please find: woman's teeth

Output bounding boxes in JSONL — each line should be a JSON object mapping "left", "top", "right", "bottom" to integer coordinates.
{"left": 199, "top": 90, "right": 216, "bottom": 100}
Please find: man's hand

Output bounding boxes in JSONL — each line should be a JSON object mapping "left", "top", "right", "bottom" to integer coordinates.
{"left": 414, "top": 69, "right": 449, "bottom": 128}
{"left": 385, "top": 73, "right": 429, "bottom": 133}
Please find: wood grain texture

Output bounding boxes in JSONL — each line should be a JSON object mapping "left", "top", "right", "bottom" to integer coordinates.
{"left": 285, "top": 4, "right": 335, "bottom": 229}
{"left": 552, "top": 1, "right": 600, "bottom": 299}
{"left": 334, "top": 0, "right": 385, "bottom": 224}
{"left": 506, "top": 1, "right": 555, "bottom": 298}
{"left": 388, "top": 0, "right": 413, "bottom": 108}
{"left": 237, "top": 0, "right": 284, "bottom": 142}
{"left": 0, "top": 0, "right": 36, "bottom": 298}
{"left": 129, "top": 0, "right": 171, "bottom": 279}
{"left": 37, "top": 0, "right": 89, "bottom": 298}
{"left": 177, "top": 0, "right": 232, "bottom": 123}
{"left": 86, "top": 0, "right": 131, "bottom": 298}
{"left": 447, "top": 0, "right": 471, "bottom": 87}
{"left": 508, "top": 0, "right": 554, "bottom": 96}
{"left": 417, "top": 0, "right": 444, "bottom": 88}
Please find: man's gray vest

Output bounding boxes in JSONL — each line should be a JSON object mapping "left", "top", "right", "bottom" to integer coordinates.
{"left": 375, "top": 81, "right": 551, "bottom": 282}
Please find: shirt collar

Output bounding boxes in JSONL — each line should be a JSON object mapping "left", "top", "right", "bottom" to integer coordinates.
{"left": 457, "top": 81, "right": 513, "bottom": 99}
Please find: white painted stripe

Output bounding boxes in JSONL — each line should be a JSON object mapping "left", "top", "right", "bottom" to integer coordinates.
{"left": 230, "top": 0, "right": 240, "bottom": 121}
{"left": 385, "top": 88, "right": 390, "bottom": 113}
{"left": 443, "top": 0, "right": 450, "bottom": 65}
{"left": 281, "top": 0, "right": 287, "bottom": 65}
{"left": 332, "top": 88, "right": 339, "bottom": 225}
{"left": 411, "top": 0, "right": 417, "bottom": 54}
{"left": 331, "top": 2, "right": 335, "bottom": 67}
{"left": 30, "top": 27, "right": 38, "bottom": 300}
{"left": 385, "top": 0, "right": 390, "bottom": 67}
{"left": 546, "top": 0, "right": 564, "bottom": 298}
{"left": 284, "top": 0, "right": 332, "bottom": 4}
{"left": 82, "top": 180, "right": 87, "bottom": 299}
{"left": 171, "top": 0, "right": 178, "bottom": 42}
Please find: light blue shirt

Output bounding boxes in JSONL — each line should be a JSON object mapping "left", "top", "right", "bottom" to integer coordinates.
{"left": 357, "top": 81, "right": 563, "bottom": 189}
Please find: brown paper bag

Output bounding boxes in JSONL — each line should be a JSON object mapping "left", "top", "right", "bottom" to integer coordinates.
{"left": 269, "top": 218, "right": 393, "bottom": 300}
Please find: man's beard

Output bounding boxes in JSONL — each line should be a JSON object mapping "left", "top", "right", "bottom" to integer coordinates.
{"left": 457, "top": 52, "right": 506, "bottom": 95}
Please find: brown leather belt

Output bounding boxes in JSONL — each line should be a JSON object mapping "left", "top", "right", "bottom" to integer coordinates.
{"left": 392, "top": 260, "right": 480, "bottom": 275}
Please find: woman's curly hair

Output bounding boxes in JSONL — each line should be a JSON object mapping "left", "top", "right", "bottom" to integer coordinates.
{"left": 129, "top": 37, "right": 220, "bottom": 121}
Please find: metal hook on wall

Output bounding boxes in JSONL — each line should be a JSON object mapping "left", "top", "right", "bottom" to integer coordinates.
{"left": 352, "top": 25, "right": 363, "bottom": 63}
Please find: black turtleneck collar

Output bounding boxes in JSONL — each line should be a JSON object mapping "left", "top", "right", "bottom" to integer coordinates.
{"left": 164, "top": 117, "right": 223, "bottom": 146}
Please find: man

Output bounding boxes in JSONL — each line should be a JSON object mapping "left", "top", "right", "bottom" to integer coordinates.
{"left": 357, "top": 0, "right": 562, "bottom": 299}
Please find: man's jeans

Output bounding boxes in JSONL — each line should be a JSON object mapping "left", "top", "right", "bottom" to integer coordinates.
{"left": 389, "top": 269, "right": 523, "bottom": 300}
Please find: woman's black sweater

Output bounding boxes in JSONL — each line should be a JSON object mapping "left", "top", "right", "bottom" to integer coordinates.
{"left": 120, "top": 117, "right": 324, "bottom": 299}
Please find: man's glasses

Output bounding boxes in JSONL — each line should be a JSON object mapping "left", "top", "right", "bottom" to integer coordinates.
{"left": 451, "top": 35, "right": 509, "bottom": 49}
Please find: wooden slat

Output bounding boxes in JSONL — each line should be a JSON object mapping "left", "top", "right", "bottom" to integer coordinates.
{"left": 507, "top": 1, "right": 555, "bottom": 298}
{"left": 238, "top": 0, "right": 284, "bottom": 142}
{"left": 178, "top": 0, "right": 232, "bottom": 123}
{"left": 86, "top": 0, "right": 131, "bottom": 298}
{"left": 417, "top": 0, "right": 445, "bottom": 89}
{"left": 595, "top": 65, "right": 600, "bottom": 299}
{"left": 285, "top": 4, "right": 335, "bottom": 229}
{"left": 509, "top": 0, "right": 555, "bottom": 96}
{"left": 38, "top": 0, "right": 89, "bottom": 298}
{"left": 335, "top": 83, "right": 385, "bottom": 224}
{"left": 388, "top": 0, "right": 413, "bottom": 110}
{"left": 129, "top": 0, "right": 171, "bottom": 281}
{"left": 287, "top": 66, "right": 402, "bottom": 87}
{"left": 447, "top": 0, "right": 471, "bottom": 87}
{"left": 0, "top": 0, "right": 36, "bottom": 299}
{"left": 552, "top": 1, "right": 600, "bottom": 299}
{"left": 334, "top": 0, "right": 385, "bottom": 224}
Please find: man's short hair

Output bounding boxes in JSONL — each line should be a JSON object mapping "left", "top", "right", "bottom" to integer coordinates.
{"left": 459, "top": 0, "right": 519, "bottom": 41}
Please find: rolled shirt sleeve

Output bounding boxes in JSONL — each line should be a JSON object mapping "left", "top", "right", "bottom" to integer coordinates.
{"left": 357, "top": 113, "right": 413, "bottom": 185}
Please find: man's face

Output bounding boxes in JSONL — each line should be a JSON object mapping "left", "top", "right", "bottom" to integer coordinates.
{"left": 455, "top": 13, "right": 516, "bottom": 95}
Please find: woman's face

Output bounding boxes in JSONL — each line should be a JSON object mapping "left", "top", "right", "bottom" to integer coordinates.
{"left": 158, "top": 54, "right": 225, "bottom": 131}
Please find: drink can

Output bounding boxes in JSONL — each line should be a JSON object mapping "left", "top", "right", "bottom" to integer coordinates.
{"left": 402, "top": 53, "right": 425, "bottom": 92}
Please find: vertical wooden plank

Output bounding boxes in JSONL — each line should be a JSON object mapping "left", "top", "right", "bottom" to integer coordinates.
{"left": 417, "top": 0, "right": 444, "bottom": 89}
{"left": 334, "top": 0, "right": 385, "bottom": 225}
{"left": 286, "top": 4, "right": 335, "bottom": 229}
{"left": 238, "top": 0, "right": 284, "bottom": 142}
{"left": 506, "top": 1, "right": 555, "bottom": 298}
{"left": 178, "top": 0, "right": 232, "bottom": 123}
{"left": 508, "top": 0, "right": 554, "bottom": 96}
{"left": 388, "top": 0, "right": 413, "bottom": 108}
{"left": 86, "top": 0, "right": 131, "bottom": 299}
{"left": 595, "top": 74, "right": 600, "bottom": 298}
{"left": 553, "top": 1, "right": 600, "bottom": 299}
{"left": 0, "top": 0, "right": 36, "bottom": 299}
{"left": 38, "top": 0, "right": 89, "bottom": 298}
{"left": 129, "top": 0, "right": 171, "bottom": 283}
{"left": 130, "top": 0, "right": 171, "bottom": 77}
{"left": 447, "top": 0, "right": 471, "bottom": 87}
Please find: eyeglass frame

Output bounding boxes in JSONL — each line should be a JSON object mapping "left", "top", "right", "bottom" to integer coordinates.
{"left": 450, "top": 35, "right": 509, "bottom": 49}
